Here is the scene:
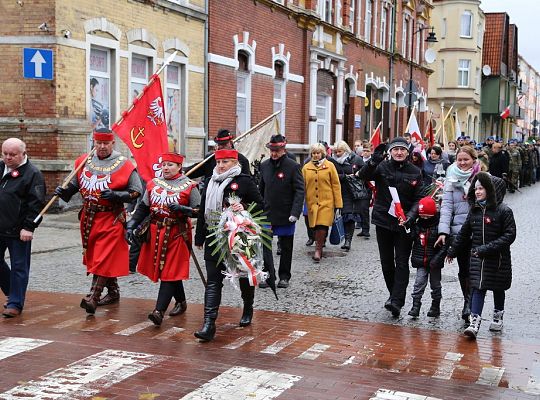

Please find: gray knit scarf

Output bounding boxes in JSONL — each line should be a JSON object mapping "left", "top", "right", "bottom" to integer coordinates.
{"left": 204, "top": 164, "right": 242, "bottom": 223}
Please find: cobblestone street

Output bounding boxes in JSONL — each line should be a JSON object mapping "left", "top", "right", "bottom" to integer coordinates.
{"left": 26, "top": 183, "right": 540, "bottom": 342}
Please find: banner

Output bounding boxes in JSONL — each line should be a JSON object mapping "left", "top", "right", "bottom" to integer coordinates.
{"left": 234, "top": 115, "right": 279, "bottom": 165}
{"left": 112, "top": 75, "right": 169, "bottom": 182}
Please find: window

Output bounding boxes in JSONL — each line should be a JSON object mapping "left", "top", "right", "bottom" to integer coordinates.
{"left": 441, "top": 18, "right": 447, "bottom": 39}
{"left": 166, "top": 64, "right": 183, "bottom": 152}
{"left": 349, "top": 0, "right": 355, "bottom": 31}
{"left": 380, "top": 7, "right": 387, "bottom": 50}
{"left": 401, "top": 15, "right": 408, "bottom": 56}
{"left": 89, "top": 47, "right": 111, "bottom": 130}
{"left": 273, "top": 62, "right": 286, "bottom": 134}
{"left": 236, "top": 51, "right": 251, "bottom": 133}
{"left": 460, "top": 11, "right": 473, "bottom": 38}
{"left": 319, "top": 0, "right": 333, "bottom": 23}
{"left": 440, "top": 59, "right": 445, "bottom": 86}
{"left": 477, "top": 23, "right": 484, "bottom": 47}
{"left": 415, "top": 24, "right": 422, "bottom": 63}
{"left": 475, "top": 67, "right": 481, "bottom": 94}
{"left": 458, "top": 59, "right": 471, "bottom": 87}
{"left": 365, "top": 0, "right": 372, "bottom": 43}
{"left": 388, "top": 7, "right": 394, "bottom": 52}
{"left": 316, "top": 94, "right": 331, "bottom": 143}
{"left": 130, "top": 55, "right": 149, "bottom": 102}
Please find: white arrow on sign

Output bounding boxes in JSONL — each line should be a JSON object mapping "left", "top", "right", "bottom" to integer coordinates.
{"left": 30, "top": 50, "right": 46, "bottom": 78}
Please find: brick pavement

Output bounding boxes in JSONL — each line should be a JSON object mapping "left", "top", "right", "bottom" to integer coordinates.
{"left": 1, "top": 291, "right": 539, "bottom": 399}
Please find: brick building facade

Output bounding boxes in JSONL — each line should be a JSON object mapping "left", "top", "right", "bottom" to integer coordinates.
{"left": 208, "top": 0, "right": 433, "bottom": 155}
{"left": 0, "top": 0, "right": 207, "bottom": 188}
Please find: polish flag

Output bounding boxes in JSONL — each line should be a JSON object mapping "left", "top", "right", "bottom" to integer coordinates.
{"left": 370, "top": 121, "right": 383, "bottom": 147}
{"left": 407, "top": 110, "right": 426, "bottom": 159}
{"left": 500, "top": 106, "right": 510, "bottom": 120}
{"left": 388, "top": 186, "right": 407, "bottom": 223}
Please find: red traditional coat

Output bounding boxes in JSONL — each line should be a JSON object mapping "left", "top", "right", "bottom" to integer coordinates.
{"left": 75, "top": 153, "right": 135, "bottom": 278}
{"left": 137, "top": 176, "right": 196, "bottom": 282}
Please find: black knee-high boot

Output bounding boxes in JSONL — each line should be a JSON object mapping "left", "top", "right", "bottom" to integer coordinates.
{"left": 194, "top": 280, "right": 222, "bottom": 341}
{"left": 239, "top": 278, "right": 255, "bottom": 327}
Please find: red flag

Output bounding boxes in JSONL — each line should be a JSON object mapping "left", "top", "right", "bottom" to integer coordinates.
{"left": 370, "top": 121, "right": 382, "bottom": 147}
{"left": 500, "top": 106, "right": 510, "bottom": 120}
{"left": 425, "top": 118, "right": 435, "bottom": 147}
{"left": 112, "top": 75, "right": 168, "bottom": 182}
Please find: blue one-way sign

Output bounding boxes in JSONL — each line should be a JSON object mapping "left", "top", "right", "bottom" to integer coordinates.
{"left": 23, "top": 48, "right": 53, "bottom": 80}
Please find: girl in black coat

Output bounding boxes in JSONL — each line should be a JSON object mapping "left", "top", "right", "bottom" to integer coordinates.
{"left": 447, "top": 172, "right": 516, "bottom": 339}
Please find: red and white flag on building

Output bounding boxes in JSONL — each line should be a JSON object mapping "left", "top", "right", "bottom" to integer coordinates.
{"left": 112, "top": 75, "right": 169, "bottom": 182}
{"left": 500, "top": 106, "right": 510, "bottom": 120}
{"left": 370, "top": 121, "right": 382, "bottom": 147}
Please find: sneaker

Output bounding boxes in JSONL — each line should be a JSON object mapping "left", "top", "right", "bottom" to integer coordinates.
{"left": 277, "top": 279, "right": 289, "bottom": 288}
{"left": 489, "top": 310, "right": 504, "bottom": 331}
{"left": 258, "top": 281, "right": 269, "bottom": 289}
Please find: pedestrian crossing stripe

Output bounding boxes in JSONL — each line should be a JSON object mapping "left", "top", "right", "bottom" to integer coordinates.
{"left": 179, "top": 366, "right": 302, "bottom": 399}
{"left": 0, "top": 337, "right": 52, "bottom": 361}
{"left": 0, "top": 349, "right": 165, "bottom": 399}
{"left": 371, "top": 388, "right": 443, "bottom": 400}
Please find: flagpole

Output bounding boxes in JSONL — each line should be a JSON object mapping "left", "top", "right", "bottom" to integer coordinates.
{"left": 370, "top": 120, "right": 382, "bottom": 143}
{"left": 33, "top": 148, "right": 96, "bottom": 223}
{"left": 114, "top": 51, "right": 178, "bottom": 128}
{"left": 185, "top": 109, "right": 282, "bottom": 177}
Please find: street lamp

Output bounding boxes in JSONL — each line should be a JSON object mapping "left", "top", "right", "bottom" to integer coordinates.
{"left": 407, "top": 24, "right": 437, "bottom": 119}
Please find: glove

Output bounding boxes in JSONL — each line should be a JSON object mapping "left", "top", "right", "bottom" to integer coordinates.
{"left": 125, "top": 228, "right": 135, "bottom": 245}
{"left": 169, "top": 203, "right": 194, "bottom": 217}
{"left": 370, "top": 143, "right": 387, "bottom": 165}
{"left": 101, "top": 190, "right": 132, "bottom": 203}
{"left": 54, "top": 183, "right": 79, "bottom": 203}
{"left": 288, "top": 216, "right": 298, "bottom": 223}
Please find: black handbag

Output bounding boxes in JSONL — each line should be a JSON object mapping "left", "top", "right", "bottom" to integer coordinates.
{"left": 344, "top": 175, "right": 371, "bottom": 200}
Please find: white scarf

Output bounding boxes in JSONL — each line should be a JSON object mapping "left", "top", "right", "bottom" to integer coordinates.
{"left": 204, "top": 164, "right": 242, "bottom": 222}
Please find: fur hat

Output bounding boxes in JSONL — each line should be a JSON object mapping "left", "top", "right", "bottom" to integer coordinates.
{"left": 215, "top": 149, "right": 238, "bottom": 160}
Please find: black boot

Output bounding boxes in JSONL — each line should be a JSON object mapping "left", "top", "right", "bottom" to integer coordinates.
{"left": 427, "top": 299, "right": 441, "bottom": 317}
{"left": 408, "top": 299, "right": 421, "bottom": 317}
{"left": 239, "top": 278, "right": 254, "bottom": 327}
{"left": 341, "top": 221, "right": 355, "bottom": 251}
{"left": 194, "top": 281, "right": 221, "bottom": 342}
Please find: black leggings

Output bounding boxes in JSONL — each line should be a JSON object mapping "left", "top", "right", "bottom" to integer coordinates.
{"left": 155, "top": 281, "right": 185, "bottom": 312}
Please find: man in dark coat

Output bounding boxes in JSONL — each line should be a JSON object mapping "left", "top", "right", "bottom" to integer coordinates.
{"left": 185, "top": 129, "right": 251, "bottom": 179}
{"left": 259, "top": 135, "right": 304, "bottom": 288}
{"left": 488, "top": 142, "right": 509, "bottom": 178}
{"left": 0, "top": 138, "right": 46, "bottom": 317}
{"left": 357, "top": 137, "right": 424, "bottom": 317}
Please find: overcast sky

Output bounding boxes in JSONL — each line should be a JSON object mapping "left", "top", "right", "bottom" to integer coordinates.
{"left": 480, "top": 0, "right": 540, "bottom": 71}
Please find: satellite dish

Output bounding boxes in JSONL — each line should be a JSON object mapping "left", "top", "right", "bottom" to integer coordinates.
{"left": 424, "top": 48, "right": 436, "bottom": 64}
{"left": 482, "top": 65, "right": 492, "bottom": 76}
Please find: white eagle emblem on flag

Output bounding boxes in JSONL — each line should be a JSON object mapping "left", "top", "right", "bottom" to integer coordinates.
{"left": 147, "top": 97, "right": 165, "bottom": 126}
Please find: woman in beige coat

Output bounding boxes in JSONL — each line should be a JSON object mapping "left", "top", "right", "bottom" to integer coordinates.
{"left": 302, "top": 143, "right": 343, "bottom": 262}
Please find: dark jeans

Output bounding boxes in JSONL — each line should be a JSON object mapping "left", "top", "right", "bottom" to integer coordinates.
{"left": 0, "top": 236, "right": 32, "bottom": 311}
{"left": 471, "top": 288, "right": 505, "bottom": 315}
{"left": 375, "top": 226, "right": 413, "bottom": 307}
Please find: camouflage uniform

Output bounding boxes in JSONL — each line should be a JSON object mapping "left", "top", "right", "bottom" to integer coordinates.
{"left": 507, "top": 144, "right": 521, "bottom": 191}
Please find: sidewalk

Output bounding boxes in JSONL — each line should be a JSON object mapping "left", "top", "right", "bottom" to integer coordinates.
{"left": 1, "top": 291, "right": 539, "bottom": 399}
